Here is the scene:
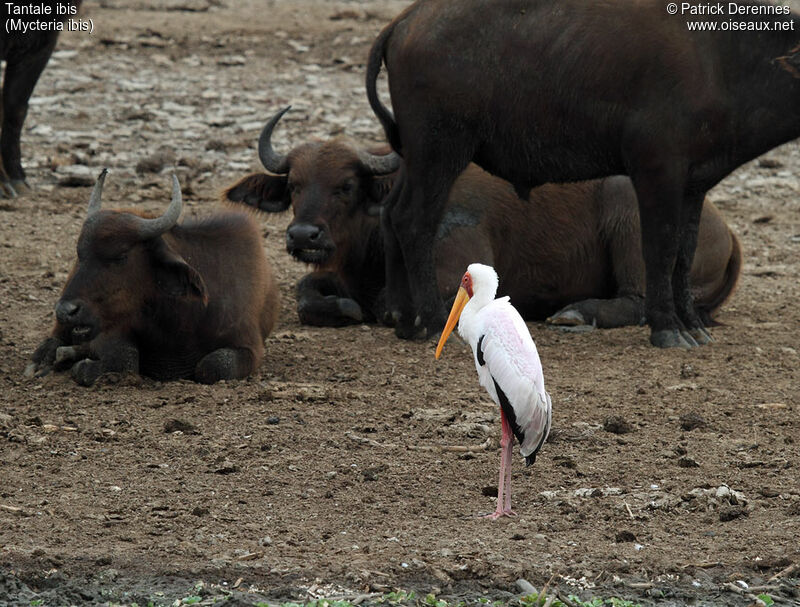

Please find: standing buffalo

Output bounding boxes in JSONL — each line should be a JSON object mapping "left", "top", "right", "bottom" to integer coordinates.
{"left": 366, "top": 0, "right": 799, "bottom": 347}
{"left": 28, "top": 170, "right": 279, "bottom": 385}
{"left": 224, "top": 110, "right": 740, "bottom": 331}
{"left": 0, "top": 1, "right": 82, "bottom": 197}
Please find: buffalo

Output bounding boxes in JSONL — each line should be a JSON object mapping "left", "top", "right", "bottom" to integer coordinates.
{"left": 225, "top": 110, "right": 740, "bottom": 331}
{"left": 0, "top": 0, "right": 82, "bottom": 197}
{"left": 28, "top": 170, "right": 279, "bottom": 385}
{"left": 366, "top": 0, "right": 799, "bottom": 347}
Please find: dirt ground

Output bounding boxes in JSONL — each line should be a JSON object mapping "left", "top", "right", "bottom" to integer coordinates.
{"left": 1, "top": 1, "right": 799, "bottom": 606}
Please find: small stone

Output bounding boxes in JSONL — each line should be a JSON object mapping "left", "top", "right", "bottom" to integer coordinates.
{"left": 758, "top": 157, "right": 783, "bottom": 169}
{"left": 678, "top": 456, "right": 699, "bottom": 468}
{"left": 719, "top": 505, "right": 748, "bottom": 522}
{"left": 680, "top": 363, "right": 699, "bottom": 378}
{"left": 615, "top": 530, "right": 636, "bottom": 543}
{"left": 135, "top": 149, "right": 176, "bottom": 174}
{"left": 267, "top": 416, "right": 280, "bottom": 425}
{"left": 680, "top": 412, "right": 706, "bottom": 431}
{"left": 603, "top": 415, "right": 632, "bottom": 434}
{"left": 164, "top": 419, "right": 199, "bottom": 434}
{"left": 553, "top": 455, "right": 577, "bottom": 469}
{"left": 214, "top": 460, "right": 238, "bottom": 475}
{"left": 56, "top": 164, "right": 95, "bottom": 187}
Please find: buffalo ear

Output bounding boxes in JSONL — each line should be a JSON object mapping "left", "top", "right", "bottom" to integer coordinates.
{"left": 223, "top": 173, "right": 290, "bottom": 213}
{"left": 364, "top": 174, "right": 396, "bottom": 217}
{"left": 150, "top": 239, "right": 208, "bottom": 303}
{"left": 777, "top": 44, "right": 800, "bottom": 79}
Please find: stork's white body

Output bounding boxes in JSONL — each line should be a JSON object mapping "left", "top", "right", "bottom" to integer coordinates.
{"left": 458, "top": 296, "right": 552, "bottom": 465}
{"left": 436, "top": 263, "right": 551, "bottom": 519}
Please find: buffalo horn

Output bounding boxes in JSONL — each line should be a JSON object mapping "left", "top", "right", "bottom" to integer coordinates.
{"left": 258, "top": 106, "right": 292, "bottom": 174}
{"left": 133, "top": 174, "right": 183, "bottom": 240}
{"left": 356, "top": 148, "right": 401, "bottom": 175}
{"left": 87, "top": 168, "right": 109, "bottom": 216}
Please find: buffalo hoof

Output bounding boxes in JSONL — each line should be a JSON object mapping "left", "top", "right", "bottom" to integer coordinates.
{"left": 11, "top": 180, "right": 30, "bottom": 196}
{"left": 29, "top": 336, "right": 64, "bottom": 377}
{"left": 0, "top": 179, "right": 29, "bottom": 198}
{"left": 337, "top": 298, "right": 363, "bottom": 322}
{"left": 689, "top": 327, "right": 713, "bottom": 344}
{"left": 195, "top": 348, "right": 242, "bottom": 384}
{"left": 546, "top": 308, "right": 585, "bottom": 326}
{"left": 394, "top": 318, "right": 420, "bottom": 340}
{"left": 650, "top": 329, "right": 695, "bottom": 349}
{"left": 551, "top": 322, "right": 597, "bottom": 334}
{"left": 55, "top": 345, "right": 82, "bottom": 368}
{"left": 71, "top": 358, "right": 103, "bottom": 386}
{"left": 0, "top": 181, "right": 18, "bottom": 198}
{"left": 423, "top": 318, "right": 446, "bottom": 340}
{"left": 388, "top": 308, "right": 420, "bottom": 339}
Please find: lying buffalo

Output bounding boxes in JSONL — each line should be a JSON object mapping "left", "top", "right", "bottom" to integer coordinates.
{"left": 0, "top": 0, "right": 82, "bottom": 197}
{"left": 225, "top": 110, "right": 740, "bottom": 330}
{"left": 366, "top": 0, "right": 798, "bottom": 347}
{"left": 28, "top": 170, "right": 279, "bottom": 385}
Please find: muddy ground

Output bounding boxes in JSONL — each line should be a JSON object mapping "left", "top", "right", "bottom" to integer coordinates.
{"left": 1, "top": 1, "right": 799, "bottom": 606}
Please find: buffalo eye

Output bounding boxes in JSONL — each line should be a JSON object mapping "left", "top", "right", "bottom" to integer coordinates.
{"left": 334, "top": 180, "right": 355, "bottom": 196}
{"left": 109, "top": 253, "right": 128, "bottom": 266}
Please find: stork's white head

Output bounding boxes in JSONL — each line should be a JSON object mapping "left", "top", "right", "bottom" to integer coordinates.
{"left": 464, "top": 263, "right": 499, "bottom": 305}
{"left": 435, "top": 263, "right": 499, "bottom": 359}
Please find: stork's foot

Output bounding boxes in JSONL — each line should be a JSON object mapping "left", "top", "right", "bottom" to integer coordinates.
{"left": 479, "top": 508, "right": 517, "bottom": 520}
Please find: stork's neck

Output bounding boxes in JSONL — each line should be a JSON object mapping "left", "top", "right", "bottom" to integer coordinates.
{"left": 457, "top": 289, "right": 496, "bottom": 346}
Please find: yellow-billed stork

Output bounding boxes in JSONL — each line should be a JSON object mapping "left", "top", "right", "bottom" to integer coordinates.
{"left": 435, "top": 263, "right": 552, "bottom": 519}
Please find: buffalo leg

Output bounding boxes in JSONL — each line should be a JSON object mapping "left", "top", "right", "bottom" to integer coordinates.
{"left": 672, "top": 192, "right": 712, "bottom": 343}
{"left": 381, "top": 177, "right": 417, "bottom": 337}
{"left": 387, "top": 149, "right": 469, "bottom": 339}
{"left": 1, "top": 38, "right": 58, "bottom": 196}
{"left": 547, "top": 295, "right": 645, "bottom": 328}
{"left": 630, "top": 159, "right": 696, "bottom": 348}
{"left": 25, "top": 336, "right": 65, "bottom": 378}
{"left": 70, "top": 335, "right": 139, "bottom": 386}
{"left": 296, "top": 272, "right": 364, "bottom": 326}
{"left": 195, "top": 347, "right": 257, "bottom": 384}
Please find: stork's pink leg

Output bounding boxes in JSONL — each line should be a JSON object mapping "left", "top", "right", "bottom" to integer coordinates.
{"left": 483, "top": 410, "right": 517, "bottom": 519}
{"left": 502, "top": 428, "right": 516, "bottom": 515}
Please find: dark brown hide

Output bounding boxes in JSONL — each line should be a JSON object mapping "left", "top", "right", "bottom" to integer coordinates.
{"left": 225, "top": 140, "right": 740, "bottom": 330}
{"left": 366, "top": 0, "right": 798, "bottom": 347}
{"left": 31, "top": 196, "right": 279, "bottom": 385}
{"left": 0, "top": 0, "right": 82, "bottom": 196}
